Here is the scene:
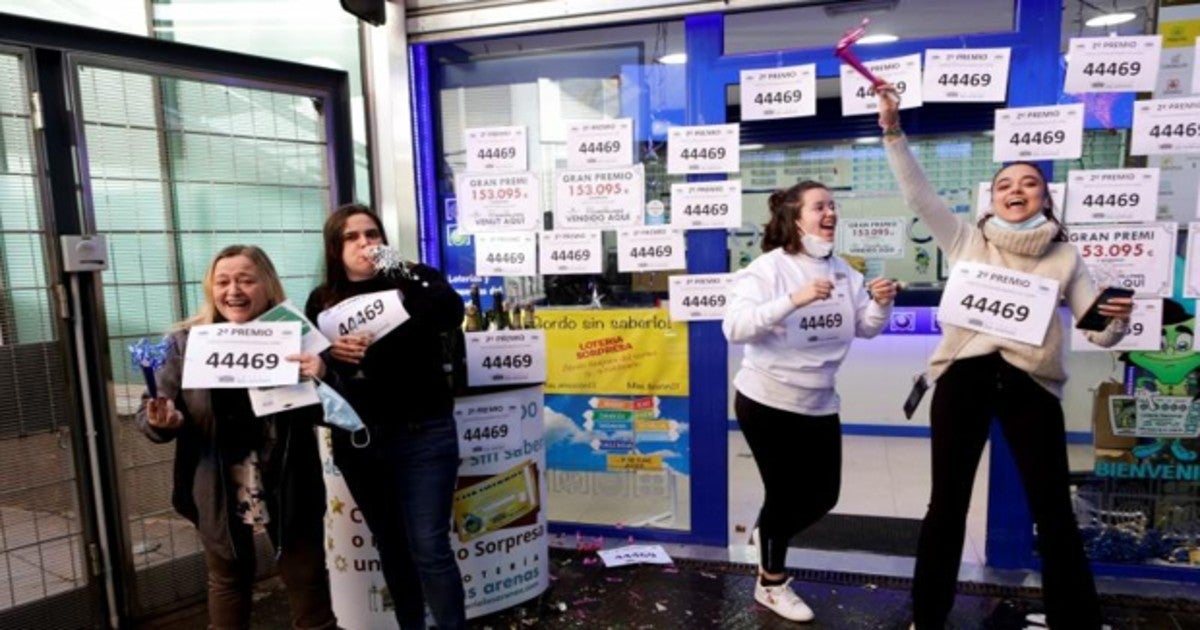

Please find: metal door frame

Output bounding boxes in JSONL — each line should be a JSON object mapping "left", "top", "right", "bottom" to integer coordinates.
{"left": 0, "top": 12, "right": 356, "bottom": 627}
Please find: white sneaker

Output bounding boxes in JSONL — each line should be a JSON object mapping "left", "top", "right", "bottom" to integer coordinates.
{"left": 754, "top": 578, "right": 814, "bottom": 622}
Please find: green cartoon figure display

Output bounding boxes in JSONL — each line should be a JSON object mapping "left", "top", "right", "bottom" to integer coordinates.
{"left": 1123, "top": 299, "right": 1200, "bottom": 462}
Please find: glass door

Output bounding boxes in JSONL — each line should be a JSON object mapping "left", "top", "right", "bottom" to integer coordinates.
{"left": 68, "top": 58, "right": 336, "bottom": 618}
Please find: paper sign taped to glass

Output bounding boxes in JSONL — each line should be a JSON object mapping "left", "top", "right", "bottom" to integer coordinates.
{"left": 1109, "top": 395, "right": 1200, "bottom": 438}
{"left": 453, "top": 460, "right": 541, "bottom": 543}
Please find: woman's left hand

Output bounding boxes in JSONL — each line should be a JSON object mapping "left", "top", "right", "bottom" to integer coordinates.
{"left": 1099, "top": 296, "right": 1134, "bottom": 323}
{"left": 287, "top": 353, "right": 326, "bottom": 380}
{"left": 867, "top": 277, "right": 898, "bottom": 306}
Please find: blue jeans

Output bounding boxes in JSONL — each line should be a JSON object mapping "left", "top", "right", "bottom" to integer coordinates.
{"left": 333, "top": 418, "right": 465, "bottom": 630}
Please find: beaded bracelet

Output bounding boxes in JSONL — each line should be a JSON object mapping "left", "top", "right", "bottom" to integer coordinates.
{"left": 882, "top": 126, "right": 904, "bottom": 138}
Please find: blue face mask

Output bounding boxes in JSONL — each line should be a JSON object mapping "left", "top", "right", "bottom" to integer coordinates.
{"left": 989, "top": 212, "right": 1049, "bottom": 231}
{"left": 316, "top": 381, "right": 371, "bottom": 447}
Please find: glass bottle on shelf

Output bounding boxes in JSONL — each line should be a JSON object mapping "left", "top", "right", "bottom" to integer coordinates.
{"left": 463, "top": 301, "right": 482, "bottom": 332}
{"left": 522, "top": 302, "right": 536, "bottom": 330}
{"left": 488, "top": 288, "right": 509, "bottom": 330}
{"left": 468, "top": 283, "right": 486, "bottom": 331}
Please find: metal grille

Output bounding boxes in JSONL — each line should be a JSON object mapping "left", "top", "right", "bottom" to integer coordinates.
{"left": 75, "top": 64, "right": 330, "bottom": 616}
{"left": 0, "top": 52, "right": 90, "bottom": 628}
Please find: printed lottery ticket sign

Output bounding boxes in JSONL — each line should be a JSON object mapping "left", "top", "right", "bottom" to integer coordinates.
{"left": 938, "top": 262, "right": 1060, "bottom": 346}
{"left": 464, "top": 330, "right": 547, "bottom": 387}
{"left": 538, "top": 230, "right": 603, "bottom": 275}
{"left": 993, "top": 103, "right": 1084, "bottom": 162}
{"left": 553, "top": 165, "right": 644, "bottom": 230}
{"left": 667, "top": 124, "right": 739, "bottom": 175}
{"left": 670, "top": 181, "right": 742, "bottom": 230}
{"left": 454, "top": 172, "right": 541, "bottom": 233}
{"left": 1064, "top": 36, "right": 1162, "bottom": 93}
{"left": 1131, "top": 97, "right": 1200, "bottom": 155}
{"left": 464, "top": 126, "right": 527, "bottom": 173}
{"left": 739, "top": 64, "right": 817, "bottom": 120}
{"left": 616, "top": 228, "right": 686, "bottom": 272}
{"left": 1064, "top": 168, "right": 1160, "bottom": 224}
{"left": 837, "top": 218, "right": 907, "bottom": 259}
{"left": 182, "top": 322, "right": 301, "bottom": 389}
{"left": 474, "top": 232, "right": 537, "bottom": 277}
{"left": 316, "top": 290, "right": 409, "bottom": 343}
{"left": 840, "top": 54, "right": 923, "bottom": 116}
{"left": 565, "top": 119, "right": 633, "bottom": 169}
{"left": 1068, "top": 223, "right": 1177, "bottom": 297}
{"left": 922, "top": 48, "right": 1010, "bottom": 102}
{"left": 668, "top": 274, "right": 733, "bottom": 322}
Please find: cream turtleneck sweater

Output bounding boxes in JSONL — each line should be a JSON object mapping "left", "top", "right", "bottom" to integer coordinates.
{"left": 885, "top": 136, "right": 1125, "bottom": 398}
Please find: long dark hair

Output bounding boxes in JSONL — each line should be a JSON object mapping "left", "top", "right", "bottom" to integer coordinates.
{"left": 979, "top": 161, "right": 1067, "bottom": 242}
{"left": 311, "top": 203, "right": 390, "bottom": 309}
{"left": 762, "top": 180, "right": 829, "bottom": 254}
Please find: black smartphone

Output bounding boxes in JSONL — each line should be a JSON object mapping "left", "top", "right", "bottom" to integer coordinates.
{"left": 1075, "top": 286, "right": 1134, "bottom": 332}
{"left": 903, "top": 373, "right": 929, "bottom": 420}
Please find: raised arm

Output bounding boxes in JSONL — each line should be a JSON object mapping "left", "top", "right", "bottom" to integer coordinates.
{"left": 876, "top": 83, "right": 971, "bottom": 256}
{"left": 397, "top": 263, "right": 466, "bottom": 334}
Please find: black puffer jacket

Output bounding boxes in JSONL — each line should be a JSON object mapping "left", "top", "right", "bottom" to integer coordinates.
{"left": 134, "top": 329, "right": 327, "bottom": 561}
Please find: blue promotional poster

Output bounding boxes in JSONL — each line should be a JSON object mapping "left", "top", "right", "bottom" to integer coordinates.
{"left": 544, "top": 394, "right": 690, "bottom": 476}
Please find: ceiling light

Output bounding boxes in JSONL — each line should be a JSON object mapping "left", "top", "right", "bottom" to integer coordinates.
{"left": 657, "top": 53, "right": 687, "bottom": 65}
{"left": 1085, "top": 12, "right": 1137, "bottom": 27}
{"left": 858, "top": 34, "right": 899, "bottom": 45}
{"left": 740, "top": 144, "right": 764, "bottom": 151}
{"left": 824, "top": 0, "right": 899, "bottom": 17}
{"left": 854, "top": 137, "right": 881, "bottom": 144}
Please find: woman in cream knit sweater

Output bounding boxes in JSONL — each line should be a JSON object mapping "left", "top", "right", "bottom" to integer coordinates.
{"left": 876, "top": 85, "right": 1132, "bottom": 629}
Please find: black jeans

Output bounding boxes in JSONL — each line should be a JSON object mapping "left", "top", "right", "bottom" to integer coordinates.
{"left": 333, "top": 418, "right": 465, "bottom": 630}
{"left": 912, "top": 353, "right": 1099, "bottom": 629}
{"left": 735, "top": 391, "right": 841, "bottom": 575}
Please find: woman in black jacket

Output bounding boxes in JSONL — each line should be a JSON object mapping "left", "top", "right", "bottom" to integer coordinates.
{"left": 306, "top": 204, "right": 466, "bottom": 630}
{"left": 136, "top": 245, "right": 336, "bottom": 630}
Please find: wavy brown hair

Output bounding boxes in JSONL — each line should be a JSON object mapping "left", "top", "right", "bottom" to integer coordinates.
{"left": 762, "top": 180, "right": 829, "bottom": 254}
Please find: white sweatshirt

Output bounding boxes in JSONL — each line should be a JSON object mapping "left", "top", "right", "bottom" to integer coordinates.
{"left": 723, "top": 248, "right": 891, "bottom": 415}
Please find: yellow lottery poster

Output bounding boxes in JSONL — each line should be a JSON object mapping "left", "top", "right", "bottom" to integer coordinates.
{"left": 535, "top": 308, "right": 688, "bottom": 396}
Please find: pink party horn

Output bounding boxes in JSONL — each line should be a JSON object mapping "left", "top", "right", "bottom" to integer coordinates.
{"left": 835, "top": 18, "right": 886, "bottom": 87}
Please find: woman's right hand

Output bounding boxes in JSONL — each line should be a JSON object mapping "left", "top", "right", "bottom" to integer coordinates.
{"left": 330, "top": 333, "right": 372, "bottom": 364}
{"left": 876, "top": 82, "right": 901, "bottom": 132}
{"left": 790, "top": 279, "right": 834, "bottom": 308}
{"left": 146, "top": 397, "right": 183, "bottom": 431}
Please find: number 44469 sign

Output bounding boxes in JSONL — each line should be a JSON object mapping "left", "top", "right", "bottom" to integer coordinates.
{"left": 465, "top": 330, "right": 547, "bottom": 387}
{"left": 993, "top": 103, "right": 1083, "bottom": 162}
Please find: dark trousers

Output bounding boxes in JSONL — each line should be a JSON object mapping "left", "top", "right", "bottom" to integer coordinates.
{"left": 205, "top": 522, "right": 336, "bottom": 630}
{"left": 912, "top": 353, "right": 1100, "bottom": 629}
{"left": 735, "top": 391, "right": 842, "bottom": 575}
{"left": 333, "top": 418, "right": 465, "bottom": 630}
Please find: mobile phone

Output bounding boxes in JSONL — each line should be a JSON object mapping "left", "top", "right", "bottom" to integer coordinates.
{"left": 1075, "top": 286, "right": 1134, "bottom": 332}
{"left": 903, "top": 373, "right": 929, "bottom": 420}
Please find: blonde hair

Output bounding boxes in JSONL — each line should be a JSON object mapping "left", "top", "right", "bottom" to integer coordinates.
{"left": 176, "top": 245, "right": 286, "bottom": 330}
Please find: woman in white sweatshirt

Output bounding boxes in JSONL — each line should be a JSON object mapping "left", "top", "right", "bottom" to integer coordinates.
{"left": 875, "top": 85, "right": 1132, "bottom": 630}
{"left": 723, "top": 180, "right": 897, "bottom": 623}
